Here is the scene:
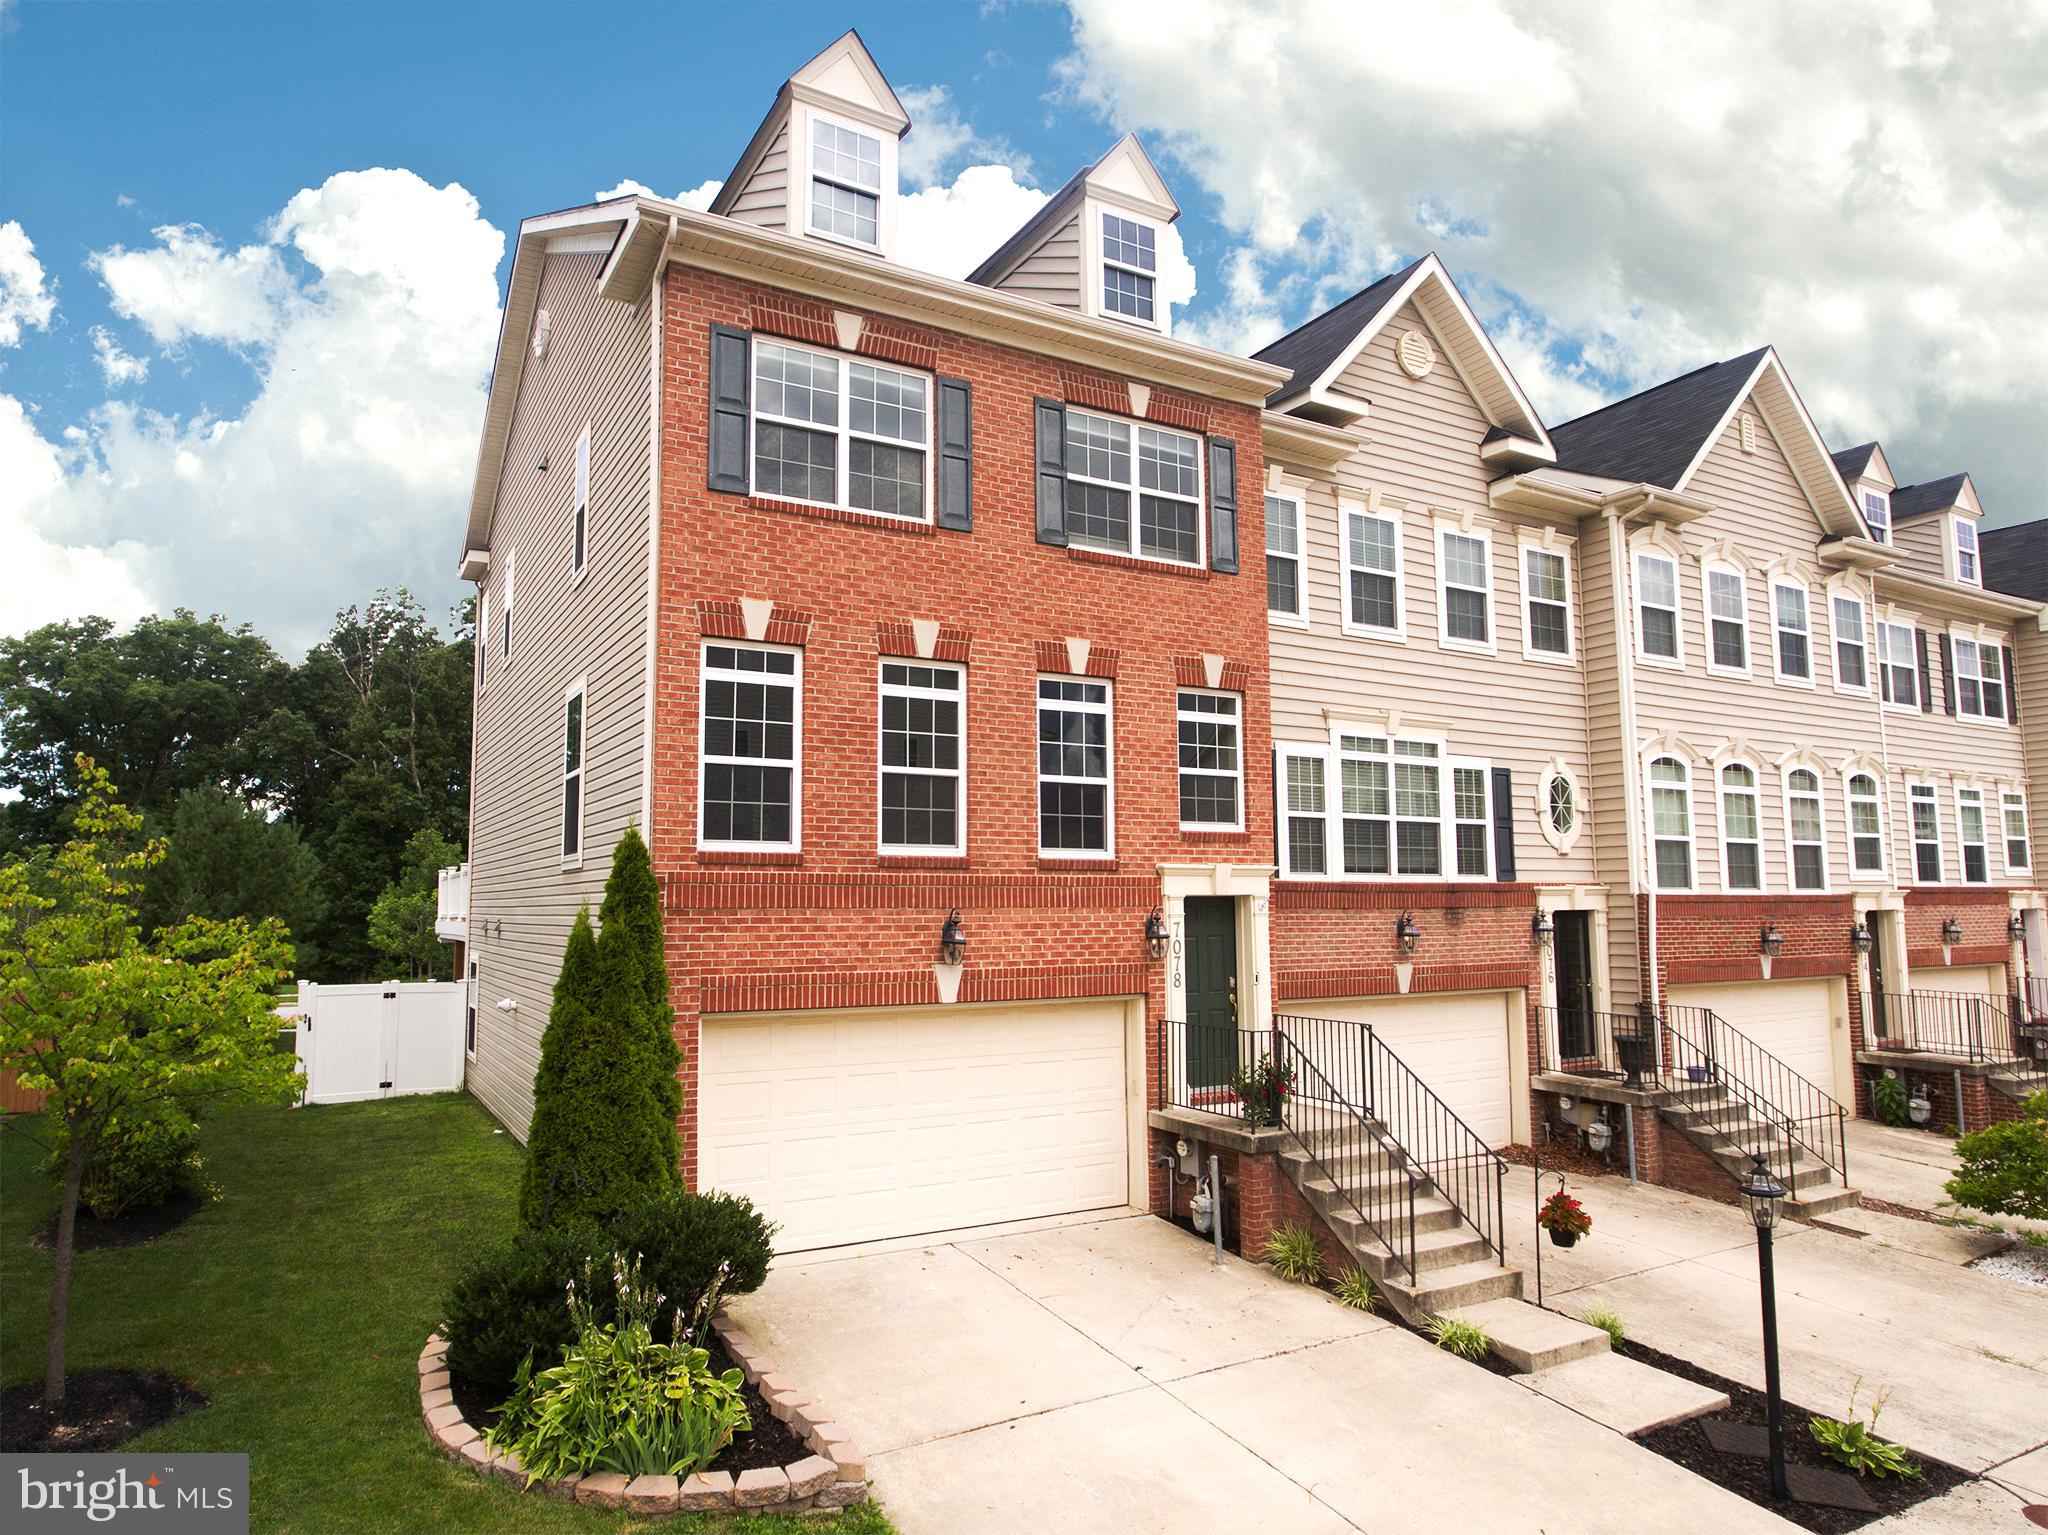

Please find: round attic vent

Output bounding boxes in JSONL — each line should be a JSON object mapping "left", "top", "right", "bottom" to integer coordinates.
{"left": 1396, "top": 328, "right": 1434, "bottom": 380}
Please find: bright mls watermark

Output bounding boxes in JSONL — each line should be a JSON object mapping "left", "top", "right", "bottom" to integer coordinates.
{"left": 5, "top": 1455, "right": 247, "bottom": 1534}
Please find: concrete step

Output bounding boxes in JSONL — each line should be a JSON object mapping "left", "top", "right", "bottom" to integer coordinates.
{"left": 1299, "top": 1182, "right": 1466, "bottom": 1238}
{"left": 1518, "top": 1349, "right": 1730, "bottom": 1434}
{"left": 1455, "top": 1298, "right": 1610, "bottom": 1373}
{"left": 1786, "top": 1186, "right": 1861, "bottom": 1217}
{"left": 1401, "top": 1259, "right": 1524, "bottom": 1315}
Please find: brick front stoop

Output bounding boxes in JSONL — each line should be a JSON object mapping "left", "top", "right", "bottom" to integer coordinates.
{"left": 416, "top": 1320, "right": 871, "bottom": 1516}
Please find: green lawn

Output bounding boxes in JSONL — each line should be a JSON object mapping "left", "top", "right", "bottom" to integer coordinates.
{"left": 1, "top": 1094, "right": 895, "bottom": 1535}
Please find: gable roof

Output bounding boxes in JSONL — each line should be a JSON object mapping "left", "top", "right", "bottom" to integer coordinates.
{"left": 966, "top": 134, "right": 1176, "bottom": 289}
{"left": 1830, "top": 441, "right": 1878, "bottom": 482}
{"left": 1981, "top": 520, "right": 2048, "bottom": 603}
{"left": 1890, "top": 474, "right": 1971, "bottom": 521}
{"left": 1251, "top": 261, "right": 1420, "bottom": 406}
{"left": 709, "top": 31, "right": 909, "bottom": 219}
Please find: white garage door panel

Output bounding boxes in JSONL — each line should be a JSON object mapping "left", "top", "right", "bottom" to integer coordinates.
{"left": 1292, "top": 991, "right": 1514, "bottom": 1148}
{"left": 701, "top": 1001, "right": 1130, "bottom": 1252}
{"left": 1669, "top": 980, "right": 1835, "bottom": 1096}
{"left": 1912, "top": 965, "right": 2002, "bottom": 1000}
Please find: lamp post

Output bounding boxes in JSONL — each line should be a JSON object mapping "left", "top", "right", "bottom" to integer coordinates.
{"left": 1740, "top": 1152, "right": 1790, "bottom": 1499}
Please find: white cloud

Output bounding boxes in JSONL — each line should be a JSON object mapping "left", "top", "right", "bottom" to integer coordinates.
{"left": 595, "top": 178, "right": 722, "bottom": 211}
{"left": 0, "top": 220, "right": 56, "bottom": 347}
{"left": 90, "top": 223, "right": 292, "bottom": 349}
{"left": 89, "top": 327, "right": 148, "bottom": 387}
{"left": 1058, "top": 0, "right": 2048, "bottom": 515}
{"left": 897, "top": 84, "right": 1033, "bottom": 188}
{"left": 0, "top": 395, "right": 156, "bottom": 634}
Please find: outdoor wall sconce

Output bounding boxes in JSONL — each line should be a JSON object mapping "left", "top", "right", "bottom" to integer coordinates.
{"left": 938, "top": 908, "right": 968, "bottom": 967}
{"left": 2009, "top": 913, "right": 2028, "bottom": 942}
{"left": 1144, "top": 907, "right": 1169, "bottom": 962}
{"left": 1395, "top": 911, "right": 1421, "bottom": 955}
{"left": 1942, "top": 917, "right": 1965, "bottom": 946}
{"left": 1530, "top": 910, "right": 1555, "bottom": 946}
{"left": 1849, "top": 919, "right": 1874, "bottom": 955}
{"left": 536, "top": 453, "right": 549, "bottom": 473}
{"left": 1758, "top": 923, "right": 1785, "bottom": 959}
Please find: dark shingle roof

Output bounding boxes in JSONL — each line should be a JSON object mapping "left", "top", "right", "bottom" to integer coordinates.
{"left": 964, "top": 163, "right": 1092, "bottom": 288}
{"left": 1831, "top": 442, "right": 1878, "bottom": 482}
{"left": 1889, "top": 475, "right": 1969, "bottom": 521}
{"left": 1981, "top": 520, "right": 2048, "bottom": 603}
{"left": 1545, "top": 347, "right": 1770, "bottom": 488}
{"left": 1250, "top": 259, "right": 1425, "bottom": 407}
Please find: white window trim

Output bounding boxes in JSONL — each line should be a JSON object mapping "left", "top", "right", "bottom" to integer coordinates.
{"left": 1949, "top": 631, "right": 2008, "bottom": 726}
{"left": 560, "top": 678, "right": 587, "bottom": 869}
{"left": 750, "top": 337, "right": 934, "bottom": 525}
{"left": 499, "top": 547, "right": 515, "bottom": 665}
{"left": 803, "top": 106, "right": 892, "bottom": 256}
{"left": 1783, "top": 766, "right": 1830, "bottom": 892}
{"left": 1633, "top": 548, "right": 1684, "bottom": 669}
{"left": 2001, "top": 789, "right": 2032, "bottom": 876}
{"left": 1827, "top": 587, "right": 1871, "bottom": 697}
{"left": 1701, "top": 560, "right": 1751, "bottom": 678}
{"left": 1955, "top": 784, "right": 1990, "bottom": 884}
{"left": 1094, "top": 207, "right": 1165, "bottom": 333}
{"left": 1264, "top": 490, "right": 1308, "bottom": 628}
{"left": 1062, "top": 405, "right": 1205, "bottom": 569}
{"left": 1275, "top": 730, "right": 1494, "bottom": 883}
{"left": 1537, "top": 760, "right": 1585, "bottom": 855}
{"left": 1878, "top": 618, "right": 1919, "bottom": 712}
{"left": 1277, "top": 745, "right": 1330, "bottom": 878}
{"left": 1516, "top": 535, "right": 1576, "bottom": 665}
{"left": 1842, "top": 769, "right": 1887, "bottom": 882}
{"left": 1769, "top": 578, "right": 1815, "bottom": 689}
{"left": 1435, "top": 520, "right": 1497, "bottom": 655}
{"left": 1717, "top": 761, "right": 1764, "bottom": 893}
{"left": 697, "top": 641, "right": 804, "bottom": 854}
{"left": 1340, "top": 499, "right": 1406, "bottom": 642}
{"left": 1175, "top": 688, "right": 1245, "bottom": 832}
{"left": 1647, "top": 753, "right": 1697, "bottom": 892}
{"left": 1448, "top": 755, "right": 1495, "bottom": 880}
{"left": 476, "top": 589, "right": 489, "bottom": 693}
{"left": 464, "top": 958, "right": 478, "bottom": 1061}
{"left": 1949, "top": 515, "right": 1981, "bottom": 587}
{"left": 1862, "top": 489, "right": 1891, "bottom": 545}
{"left": 1908, "top": 780, "right": 1943, "bottom": 885}
{"left": 1036, "top": 673, "right": 1116, "bottom": 859}
{"left": 877, "top": 659, "right": 967, "bottom": 857}
{"left": 571, "top": 422, "right": 591, "bottom": 584}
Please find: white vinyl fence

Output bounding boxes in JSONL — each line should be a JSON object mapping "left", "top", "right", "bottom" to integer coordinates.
{"left": 283, "top": 980, "right": 467, "bottom": 1105}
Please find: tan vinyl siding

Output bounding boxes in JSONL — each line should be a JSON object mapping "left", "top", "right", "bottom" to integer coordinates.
{"left": 1267, "top": 300, "right": 1598, "bottom": 889}
{"left": 728, "top": 120, "right": 791, "bottom": 231}
{"left": 2014, "top": 620, "right": 2048, "bottom": 886}
{"left": 1890, "top": 514, "right": 1948, "bottom": 581}
{"left": 1582, "top": 513, "right": 1640, "bottom": 1000}
{"left": 992, "top": 211, "right": 1082, "bottom": 310}
{"left": 466, "top": 250, "right": 653, "bottom": 1138}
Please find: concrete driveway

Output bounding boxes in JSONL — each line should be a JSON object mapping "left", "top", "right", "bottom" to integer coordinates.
{"left": 1847, "top": 1118, "right": 2048, "bottom": 1241}
{"left": 1503, "top": 1162, "right": 2048, "bottom": 1509}
{"left": 728, "top": 1212, "right": 1800, "bottom": 1535}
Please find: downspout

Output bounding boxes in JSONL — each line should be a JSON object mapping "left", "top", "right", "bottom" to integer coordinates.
{"left": 1609, "top": 511, "right": 1652, "bottom": 1012}
{"left": 636, "top": 216, "right": 676, "bottom": 842}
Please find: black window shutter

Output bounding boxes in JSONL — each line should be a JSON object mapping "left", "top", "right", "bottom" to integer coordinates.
{"left": 1208, "top": 437, "right": 1239, "bottom": 574}
{"left": 1916, "top": 629, "right": 1933, "bottom": 714}
{"left": 935, "top": 377, "right": 973, "bottom": 531}
{"left": 1033, "top": 399, "right": 1068, "bottom": 546}
{"left": 2003, "top": 645, "right": 2019, "bottom": 723}
{"left": 1490, "top": 766, "right": 1516, "bottom": 882}
{"left": 707, "top": 324, "right": 751, "bottom": 494}
{"left": 1937, "top": 633, "right": 1957, "bottom": 715}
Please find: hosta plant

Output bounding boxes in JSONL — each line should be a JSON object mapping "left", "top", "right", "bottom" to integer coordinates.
{"left": 1260, "top": 1222, "right": 1324, "bottom": 1284}
{"left": 1424, "top": 1314, "right": 1491, "bottom": 1361}
{"left": 1810, "top": 1380, "right": 1922, "bottom": 1481}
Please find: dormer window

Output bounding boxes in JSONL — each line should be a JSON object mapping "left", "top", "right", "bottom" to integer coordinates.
{"left": 809, "top": 115, "right": 884, "bottom": 247}
{"left": 1100, "top": 213, "right": 1158, "bottom": 324}
{"left": 1953, "top": 517, "right": 1980, "bottom": 585}
{"left": 1862, "top": 490, "right": 1889, "bottom": 544}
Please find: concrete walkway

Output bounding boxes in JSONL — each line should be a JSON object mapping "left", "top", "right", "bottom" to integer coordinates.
{"left": 1846, "top": 1118, "right": 2048, "bottom": 1241}
{"left": 730, "top": 1211, "right": 1800, "bottom": 1535}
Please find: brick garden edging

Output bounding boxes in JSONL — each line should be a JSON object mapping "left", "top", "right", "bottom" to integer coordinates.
{"left": 418, "top": 1318, "right": 871, "bottom": 1515}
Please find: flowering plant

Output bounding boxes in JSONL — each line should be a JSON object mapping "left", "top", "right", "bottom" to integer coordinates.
{"left": 1537, "top": 1189, "right": 1592, "bottom": 1238}
{"left": 1229, "top": 1052, "right": 1296, "bottom": 1131}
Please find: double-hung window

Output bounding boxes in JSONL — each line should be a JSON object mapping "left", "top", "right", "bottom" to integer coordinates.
{"left": 476, "top": 591, "right": 489, "bottom": 691}
{"left": 1636, "top": 551, "right": 1680, "bottom": 662}
{"left": 1952, "top": 638, "right": 2006, "bottom": 722}
{"left": 753, "top": 339, "right": 930, "bottom": 521}
{"left": 1909, "top": 783, "right": 1942, "bottom": 882}
{"left": 1282, "top": 753, "right": 1328, "bottom": 875}
{"left": 1523, "top": 545, "right": 1572, "bottom": 659}
{"left": 1706, "top": 566, "right": 1748, "bottom": 672}
{"left": 1772, "top": 580, "right": 1812, "bottom": 683}
{"left": 1831, "top": 593, "right": 1868, "bottom": 692}
{"left": 1847, "top": 774, "right": 1884, "bottom": 877}
{"left": 500, "top": 548, "right": 515, "bottom": 662}
{"left": 1344, "top": 505, "right": 1402, "bottom": 635}
{"left": 1451, "top": 762, "right": 1492, "bottom": 878}
{"left": 1862, "top": 490, "right": 1890, "bottom": 544}
{"left": 809, "top": 116, "right": 882, "bottom": 247}
{"left": 1438, "top": 526, "right": 1493, "bottom": 649}
{"left": 1719, "top": 764, "right": 1762, "bottom": 891}
{"left": 879, "top": 661, "right": 964, "bottom": 853}
{"left": 1953, "top": 518, "right": 1980, "bottom": 584}
{"left": 1787, "top": 769, "right": 1826, "bottom": 890}
{"left": 1265, "top": 493, "right": 1304, "bottom": 621}
{"left": 572, "top": 424, "right": 590, "bottom": 580}
{"left": 700, "top": 644, "right": 801, "bottom": 850}
{"left": 1100, "top": 212, "right": 1158, "bottom": 324}
{"left": 1878, "top": 620, "right": 1917, "bottom": 707}
{"left": 1957, "top": 787, "right": 1989, "bottom": 883}
{"left": 1276, "top": 734, "right": 1491, "bottom": 880}
{"left": 1177, "top": 690, "right": 1242, "bottom": 829}
{"left": 560, "top": 682, "right": 585, "bottom": 863}
{"left": 1064, "top": 408, "right": 1202, "bottom": 565}
{"left": 1038, "top": 677, "right": 1112, "bottom": 855}
{"left": 1650, "top": 756, "right": 1695, "bottom": 890}
{"left": 2003, "top": 791, "right": 2032, "bottom": 874}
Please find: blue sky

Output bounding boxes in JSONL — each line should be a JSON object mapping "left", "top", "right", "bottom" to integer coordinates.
{"left": 3, "top": 1, "right": 2041, "bottom": 653}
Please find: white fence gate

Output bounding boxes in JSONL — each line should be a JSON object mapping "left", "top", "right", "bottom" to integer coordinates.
{"left": 285, "top": 980, "right": 467, "bottom": 1105}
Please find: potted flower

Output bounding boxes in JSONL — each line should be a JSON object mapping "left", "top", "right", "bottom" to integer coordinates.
{"left": 1538, "top": 1188, "right": 1593, "bottom": 1248}
{"left": 1228, "top": 1052, "right": 1296, "bottom": 1131}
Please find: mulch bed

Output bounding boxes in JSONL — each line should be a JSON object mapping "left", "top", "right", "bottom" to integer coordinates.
{"left": 1618, "top": 1339, "right": 1970, "bottom": 1532}
{"left": 33, "top": 1188, "right": 208, "bottom": 1253}
{"left": 0, "top": 1370, "right": 207, "bottom": 1453}
{"left": 448, "top": 1336, "right": 809, "bottom": 1475}
{"left": 1502, "top": 1138, "right": 1624, "bottom": 1181}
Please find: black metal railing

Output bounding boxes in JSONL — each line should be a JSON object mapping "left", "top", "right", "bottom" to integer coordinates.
{"left": 1157, "top": 1019, "right": 1270, "bottom": 1117}
{"left": 1272, "top": 1027, "right": 1419, "bottom": 1281}
{"left": 1661, "top": 1003, "right": 1848, "bottom": 1188}
{"left": 1536, "top": 1004, "right": 1663, "bottom": 1084}
{"left": 1862, "top": 989, "right": 2030, "bottom": 1064}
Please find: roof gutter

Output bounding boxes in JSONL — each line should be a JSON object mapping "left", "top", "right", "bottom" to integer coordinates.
{"left": 1873, "top": 567, "right": 2044, "bottom": 622}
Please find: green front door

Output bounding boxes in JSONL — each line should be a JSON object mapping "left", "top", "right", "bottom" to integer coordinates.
{"left": 1184, "top": 896, "right": 1238, "bottom": 1089}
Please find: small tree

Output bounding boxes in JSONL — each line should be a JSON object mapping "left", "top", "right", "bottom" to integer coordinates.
{"left": 366, "top": 826, "right": 462, "bottom": 978}
{"left": 144, "top": 786, "right": 326, "bottom": 971}
{"left": 598, "top": 826, "right": 682, "bottom": 1179}
{"left": 0, "top": 758, "right": 300, "bottom": 1405}
{"left": 1946, "top": 1091, "right": 2048, "bottom": 1220}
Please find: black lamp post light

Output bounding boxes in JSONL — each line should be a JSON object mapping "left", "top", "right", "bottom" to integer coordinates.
{"left": 1740, "top": 1152, "right": 1791, "bottom": 1500}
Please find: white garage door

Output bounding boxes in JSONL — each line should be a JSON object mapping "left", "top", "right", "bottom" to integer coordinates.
{"left": 1911, "top": 965, "right": 2003, "bottom": 1000}
{"left": 700, "top": 1000, "right": 1131, "bottom": 1252}
{"left": 1669, "top": 979, "right": 1837, "bottom": 1098}
{"left": 1290, "top": 991, "right": 1515, "bottom": 1147}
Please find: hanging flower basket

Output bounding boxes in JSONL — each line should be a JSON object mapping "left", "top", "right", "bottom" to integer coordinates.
{"left": 1538, "top": 1188, "right": 1592, "bottom": 1248}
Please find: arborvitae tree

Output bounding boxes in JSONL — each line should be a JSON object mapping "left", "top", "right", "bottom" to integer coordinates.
{"left": 596, "top": 826, "right": 682, "bottom": 1180}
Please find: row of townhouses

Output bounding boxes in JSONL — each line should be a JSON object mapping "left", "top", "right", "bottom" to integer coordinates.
{"left": 449, "top": 33, "right": 2047, "bottom": 1308}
